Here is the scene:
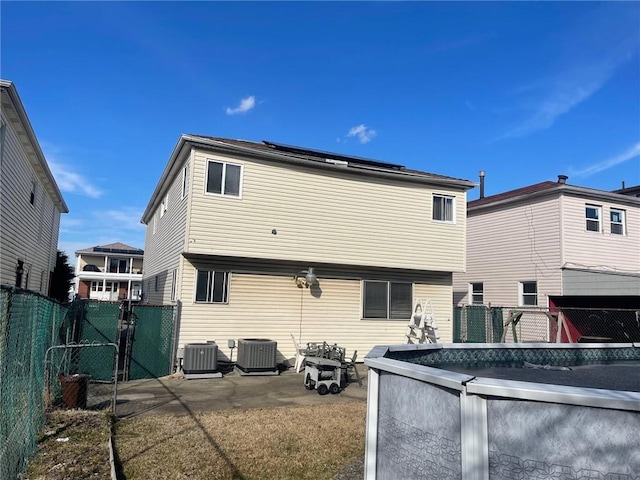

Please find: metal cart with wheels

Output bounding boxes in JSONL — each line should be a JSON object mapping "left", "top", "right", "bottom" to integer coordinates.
{"left": 303, "top": 356, "right": 342, "bottom": 395}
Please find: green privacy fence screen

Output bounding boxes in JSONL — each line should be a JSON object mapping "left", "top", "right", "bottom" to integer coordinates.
{"left": 453, "top": 305, "right": 504, "bottom": 343}
{"left": 0, "top": 291, "right": 176, "bottom": 479}
{"left": 77, "top": 300, "right": 120, "bottom": 381}
{"left": 129, "top": 304, "right": 176, "bottom": 380}
{"left": 0, "top": 287, "right": 68, "bottom": 480}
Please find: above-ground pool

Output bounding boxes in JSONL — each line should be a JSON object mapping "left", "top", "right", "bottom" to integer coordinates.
{"left": 363, "top": 343, "right": 640, "bottom": 480}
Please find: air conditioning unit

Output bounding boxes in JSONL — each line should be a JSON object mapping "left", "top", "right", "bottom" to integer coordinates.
{"left": 236, "top": 338, "right": 278, "bottom": 375}
{"left": 183, "top": 343, "right": 219, "bottom": 376}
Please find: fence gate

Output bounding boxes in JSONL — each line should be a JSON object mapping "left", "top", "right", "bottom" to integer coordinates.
{"left": 127, "top": 304, "right": 176, "bottom": 380}
{"left": 69, "top": 299, "right": 176, "bottom": 382}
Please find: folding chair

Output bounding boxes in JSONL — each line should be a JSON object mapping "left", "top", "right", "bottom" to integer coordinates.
{"left": 343, "top": 350, "right": 362, "bottom": 386}
{"left": 290, "top": 334, "right": 307, "bottom": 373}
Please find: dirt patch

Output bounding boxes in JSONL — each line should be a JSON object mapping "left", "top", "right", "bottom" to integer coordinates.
{"left": 116, "top": 402, "right": 366, "bottom": 480}
{"left": 21, "top": 409, "right": 112, "bottom": 480}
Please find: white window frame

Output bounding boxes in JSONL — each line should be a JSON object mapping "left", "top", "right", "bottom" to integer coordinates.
{"left": 170, "top": 269, "right": 178, "bottom": 301}
{"left": 610, "top": 208, "right": 626, "bottom": 236}
{"left": 432, "top": 194, "right": 455, "bottom": 223}
{"left": 153, "top": 213, "right": 157, "bottom": 234}
{"left": 204, "top": 160, "right": 243, "bottom": 198}
{"left": 362, "top": 280, "right": 413, "bottom": 320}
{"left": 470, "top": 283, "right": 483, "bottom": 305}
{"left": 160, "top": 193, "right": 169, "bottom": 217}
{"left": 195, "top": 270, "right": 230, "bottom": 304}
{"left": 518, "top": 281, "right": 538, "bottom": 307}
{"left": 181, "top": 164, "right": 189, "bottom": 199}
{"left": 30, "top": 178, "right": 37, "bottom": 206}
{"left": 585, "top": 204, "right": 601, "bottom": 233}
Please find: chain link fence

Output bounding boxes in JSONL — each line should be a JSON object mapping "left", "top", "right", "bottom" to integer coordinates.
{"left": 454, "top": 305, "right": 640, "bottom": 344}
{"left": 44, "top": 343, "right": 118, "bottom": 411}
{"left": 1, "top": 289, "right": 178, "bottom": 479}
{"left": 0, "top": 287, "right": 68, "bottom": 480}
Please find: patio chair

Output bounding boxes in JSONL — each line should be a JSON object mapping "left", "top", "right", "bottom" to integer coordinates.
{"left": 290, "top": 334, "right": 307, "bottom": 373}
{"left": 343, "top": 350, "right": 362, "bottom": 386}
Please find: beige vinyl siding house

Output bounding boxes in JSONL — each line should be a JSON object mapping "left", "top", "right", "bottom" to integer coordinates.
{"left": 142, "top": 135, "right": 474, "bottom": 365}
{"left": 453, "top": 176, "right": 640, "bottom": 308}
{"left": 0, "top": 80, "right": 68, "bottom": 294}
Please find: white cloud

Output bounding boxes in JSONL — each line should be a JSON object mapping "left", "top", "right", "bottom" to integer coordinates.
{"left": 103, "top": 207, "right": 146, "bottom": 232}
{"left": 569, "top": 143, "right": 640, "bottom": 178}
{"left": 346, "top": 124, "right": 377, "bottom": 144}
{"left": 225, "top": 96, "right": 256, "bottom": 115}
{"left": 47, "top": 159, "right": 102, "bottom": 198}
{"left": 498, "top": 73, "right": 612, "bottom": 140}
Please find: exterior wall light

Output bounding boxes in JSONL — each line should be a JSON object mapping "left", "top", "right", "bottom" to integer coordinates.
{"left": 295, "top": 267, "right": 318, "bottom": 288}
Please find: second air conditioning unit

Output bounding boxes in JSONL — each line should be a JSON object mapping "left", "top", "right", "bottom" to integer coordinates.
{"left": 236, "top": 338, "right": 278, "bottom": 375}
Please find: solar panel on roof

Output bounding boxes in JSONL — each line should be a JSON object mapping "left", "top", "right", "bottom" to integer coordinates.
{"left": 262, "top": 140, "right": 405, "bottom": 170}
{"left": 94, "top": 247, "right": 144, "bottom": 255}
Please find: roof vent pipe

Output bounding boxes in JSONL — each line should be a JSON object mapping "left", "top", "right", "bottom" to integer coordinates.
{"left": 479, "top": 170, "right": 485, "bottom": 199}
{"left": 557, "top": 175, "right": 568, "bottom": 184}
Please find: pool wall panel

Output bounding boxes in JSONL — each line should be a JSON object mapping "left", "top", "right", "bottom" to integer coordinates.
{"left": 487, "top": 399, "right": 640, "bottom": 478}
{"left": 376, "top": 371, "right": 462, "bottom": 479}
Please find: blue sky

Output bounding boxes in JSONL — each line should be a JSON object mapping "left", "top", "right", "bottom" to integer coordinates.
{"left": 3, "top": 1, "right": 639, "bottom": 257}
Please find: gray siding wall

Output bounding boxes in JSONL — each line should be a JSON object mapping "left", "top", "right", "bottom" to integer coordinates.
{"left": 0, "top": 112, "right": 61, "bottom": 294}
{"left": 187, "top": 148, "right": 468, "bottom": 272}
{"left": 453, "top": 195, "right": 562, "bottom": 307}
{"left": 142, "top": 153, "right": 190, "bottom": 304}
{"left": 562, "top": 269, "right": 640, "bottom": 296}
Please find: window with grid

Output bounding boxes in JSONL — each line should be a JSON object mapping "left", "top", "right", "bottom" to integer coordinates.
{"left": 195, "top": 270, "right": 230, "bottom": 303}
{"left": 519, "top": 281, "right": 537, "bottom": 307}
{"left": 610, "top": 208, "right": 625, "bottom": 235}
{"left": 585, "top": 205, "right": 601, "bottom": 232}
{"left": 470, "top": 283, "right": 483, "bottom": 305}
{"left": 362, "top": 281, "right": 412, "bottom": 319}
{"left": 206, "top": 160, "right": 242, "bottom": 197}
{"left": 432, "top": 195, "right": 454, "bottom": 222}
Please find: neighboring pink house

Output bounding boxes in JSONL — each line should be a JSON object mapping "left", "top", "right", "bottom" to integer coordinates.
{"left": 454, "top": 175, "right": 640, "bottom": 309}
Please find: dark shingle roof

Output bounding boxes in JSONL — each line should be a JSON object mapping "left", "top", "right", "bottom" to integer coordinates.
{"left": 186, "top": 135, "right": 474, "bottom": 186}
{"left": 468, "top": 181, "right": 559, "bottom": 208}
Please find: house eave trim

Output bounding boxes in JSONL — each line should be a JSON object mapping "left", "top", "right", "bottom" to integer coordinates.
{"left": 0, "top": 79, "right": 68, "bottom": 213}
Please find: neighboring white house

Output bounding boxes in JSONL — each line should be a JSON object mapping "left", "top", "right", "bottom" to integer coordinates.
{"left": 453, "top": 175, "right": 640, "bottom": 309}
{"left": 74, "top": 242, "right": 144, "bottom": 301}
{"left": 0, "top": 79, "right": 68, "bottom": 294}
{"left": 141, "top": 135, "right": 474, "bottom": 363}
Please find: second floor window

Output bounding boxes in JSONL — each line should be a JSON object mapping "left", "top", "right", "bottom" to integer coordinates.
{"left": 433, "top": 195, "right": 454, "bottom": 222}
{"left": 585, "top": 205, "right": 601, "bottom": 232}
{"left": 30, "top": 179, "right": 37, "bottom": 205}
{"left": 195, "top": 270, "right": 230, "bottom": 303}
{"left": 362, "top": 281, "right": 412, "bottom": 319}
{"left": 206, "top": 160, "right": 242, "bottom": 197}
{"left": 610, "top": 208, "right": 625, "bottom": 235}
{"left": 182, "top": 164, "right": 189, "bottom": 198}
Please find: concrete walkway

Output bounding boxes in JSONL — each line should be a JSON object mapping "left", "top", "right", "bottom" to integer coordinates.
{"left": 115, "top": 366, "right": 368, "bottom": 418}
